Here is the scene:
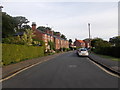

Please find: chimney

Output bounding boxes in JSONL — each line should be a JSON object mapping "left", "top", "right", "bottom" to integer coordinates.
{"left": 75, "top": 38, "right": 77, "bottom": 41}
{"left": 45, "top": 29, "right": 50, "bottom": 34}
{"left": 32, "top": 22, "right": 36, "bottom": 30}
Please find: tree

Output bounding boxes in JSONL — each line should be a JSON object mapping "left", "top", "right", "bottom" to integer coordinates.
{"left": 21, "top": 29, "right": 35, "bottom": 45}
{"left": 2, "top": 29, "right": 36, "bottom": 45}
{"left": 61, "top": 34, "right": 67, "bottom": 40}
{"left": 109, "top": 36, "right": 120, "bottom": 47}
{"left": 54, "top": 32, "right": 59, "bottom": 35}
{"left": 22, "top": 25, "right": 31, "bottom": 29}
{"left": 69, "top": 39, "right": 72, "bottom": 44}
{"left": 91, "top": 38, "right": 111, "bottom": 48}
{"left": 2, "top": 12, "right": 17, "bottom": 38}
{"left": 91, "top": 38, "right": 103, "bottom": 47}
{"left": 13, "top": 16, "right": 29, "bottom": 30}
{"left": 2, "top": 12, "right": 30, "bottom": 38}
{"left": 37, "top": 26, "right": 52, "bottom": 32}
{"left": 48, "top": 41, "right": 55, "bottom": 50}
{"left": 37, "top": 26, "right": 46, "bottom": 32}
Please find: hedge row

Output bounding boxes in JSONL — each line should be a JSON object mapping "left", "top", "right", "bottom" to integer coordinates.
{"left": 93, "top": 47, "right": 120, "bottom": 58}
{"left": 2, "top": 44, "right": 44, "bottom": 65}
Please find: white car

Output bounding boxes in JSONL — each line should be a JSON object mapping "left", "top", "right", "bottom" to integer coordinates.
{"left": 77, "top": 48, "right": 89, "bottom": 56}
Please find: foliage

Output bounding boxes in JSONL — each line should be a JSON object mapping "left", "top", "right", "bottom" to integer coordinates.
{"left": 32, "top": 39, "right": 45, "bottom": 49}
{"left": 37, "top": 26, "right": 47, "bottom": 32}
{"left": 60, "top": 48, "right": 70, "bottom": 52}
{"left": 13, "top": 16, "right": 29, "bottom": 29}
{"left": 46, "top": 27, "right": 51, "bottom": 30}
{"left": 69, "top": 39, "right": 72, "bottom": 43}
{"left": 2, "top": 44, "right": 44, "bottom": 65}
{"left": 48, "top": 41, "right": 55, "bottom": 50}
{"left": 2, "top": 12, "right": 30, "bottom": 38}
{"left": 37, "top": 26, "right": 51, "bottom": 32}
{"left": 93, "top": 47, "right": 120, "bottom": 58}
{"left": 2, "top": 12, "right": 17, "bottom": 38}
{"left": 91, "top": 38, "right": 111, "bottom": 48}
{"left": 109, "top": 36, "right": 120, "bottom": 47}
{"left": 22, "top": 25, "right": 31, "bottom": 30}
{"left": 2, "top": 29, "right": 36, "bottom": 45}
{"left": 91, "top": 38, "right": 120, "bottom": 58}
{"left": 61, "top": 34, "right": 67, "bottom": 40}
{"left": 54, "top": 32, "right": 60, "bottom": 35}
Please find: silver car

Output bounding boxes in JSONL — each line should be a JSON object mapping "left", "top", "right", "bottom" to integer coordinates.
{"left": 77, "top": 48, "right": 89, "bottom": 56}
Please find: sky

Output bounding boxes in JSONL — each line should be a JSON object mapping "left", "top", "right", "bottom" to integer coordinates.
{"left": 1, "top": 0, "right": 119, "bottom": 41}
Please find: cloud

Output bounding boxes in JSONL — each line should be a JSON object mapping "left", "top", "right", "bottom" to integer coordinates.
{"left": 2, "top": 2, "right": 118, "bottom": 41}
{"left": 2, "top": 0, "right": 119, "bottom": 2}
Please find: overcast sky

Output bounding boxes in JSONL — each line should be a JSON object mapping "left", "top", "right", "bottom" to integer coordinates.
{"left": 1, "top": 0, "right": 119, "bottom": 41}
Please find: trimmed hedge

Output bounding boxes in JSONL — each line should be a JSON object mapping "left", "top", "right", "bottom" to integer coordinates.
{"left": 93, "top": 47, "right": 120, "bottom": 58}
{"left": 2, "top": 44, "right": 44, "bottom": 65}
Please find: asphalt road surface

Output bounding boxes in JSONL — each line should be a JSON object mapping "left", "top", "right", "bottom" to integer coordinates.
{"left": 2, "top": 51, "right": 119, "bottom": 88}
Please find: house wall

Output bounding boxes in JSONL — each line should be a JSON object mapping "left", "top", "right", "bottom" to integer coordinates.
{"left": 74, "top": 41, "right": 85, "bottom": 48}
{"left": 32, "top": 23, "right": 69, "bottom": 51}
{"left": 55, "top": 38, "right": 60, "bottom": 50}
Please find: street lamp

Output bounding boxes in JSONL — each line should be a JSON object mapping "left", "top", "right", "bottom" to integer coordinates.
{"left": 88, "top": 23, "right": 91, "bottom": 49}
{"left": 0, "top": 6, "right": 3, "bottom": 12}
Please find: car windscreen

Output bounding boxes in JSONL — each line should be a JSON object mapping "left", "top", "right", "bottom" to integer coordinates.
{"left": 80, "top": 48, "right": 87, "bottom": 51}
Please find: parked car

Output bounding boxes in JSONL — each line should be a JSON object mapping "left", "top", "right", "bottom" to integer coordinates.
{"left": 77, "top": 48, "right": 89, "bottom": 56}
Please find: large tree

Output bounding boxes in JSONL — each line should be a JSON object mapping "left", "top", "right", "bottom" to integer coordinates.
{"left": 61, "top": 34, "right": 67, "bottom": 40}
{"left": 37, "top": 26, "right": 46, "bottom": 32}
{"left": 91, "top": 38, "right": 111, "bottom": 48}
{"left": 13, "top": 16, "right": 29, "bottom": 29}
{"left": 2, "top": 12, "right": 17, "bottom": 38}
{"left": 2, "top": 12, "right": 30, "bottom": 38}
{"left": 69, "top": 39, "right": 72, "bottom": 44}
{"left": 37, "top": 26, "right": 51, "bottom": 32}
{"left": 109, "top": 36, "right": 120, "bottom": 47}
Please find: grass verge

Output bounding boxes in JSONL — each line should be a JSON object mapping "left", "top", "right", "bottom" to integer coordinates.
{"left": 93, "top": 53, "right": 120, "bottom": 61}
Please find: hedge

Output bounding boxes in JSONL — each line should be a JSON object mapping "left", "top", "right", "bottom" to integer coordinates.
{"left": 2, "top": 44, "right": 44, "bottom": 65}
{"left": 93, "top": 47, "right": 120, "bottom": 58}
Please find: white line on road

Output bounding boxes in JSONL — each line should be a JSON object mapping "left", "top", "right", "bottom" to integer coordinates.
{"left": 0, "top": 59, "right": 50, "bottom": 82}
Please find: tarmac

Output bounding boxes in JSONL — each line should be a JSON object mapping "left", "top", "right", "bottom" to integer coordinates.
{"left": 1, "top": 52, "right": 67, "bottom": 80}
{"left": 1, "top": 51, "right": 120, "bottom": 80}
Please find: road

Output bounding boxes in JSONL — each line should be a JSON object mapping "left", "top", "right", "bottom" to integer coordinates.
{"left": 2, "top": 51, "right": 119, "bottom": 88}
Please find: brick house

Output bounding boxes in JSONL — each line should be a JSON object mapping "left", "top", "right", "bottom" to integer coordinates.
{"left": 74, "top": 39, "right": 85, "bottom": 48}
{"left": 83, "top": 39, "right": 91, "bottom": 48}
{"left": 31, "top": 22, "right": 69, "bottom": 51}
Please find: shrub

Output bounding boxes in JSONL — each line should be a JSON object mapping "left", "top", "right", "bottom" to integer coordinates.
{"left": 93, "top": 46, "right": 120, "bottom": 58}
{"left": 2, "top": 44, "right": 44, "bottom": 65}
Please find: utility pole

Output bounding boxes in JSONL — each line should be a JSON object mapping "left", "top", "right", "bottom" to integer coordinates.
{"left": 0, "top": 6, "right": 3, "bottom": 12}
{"left": 88, "top": 23, "right": 91, "bottom": 49}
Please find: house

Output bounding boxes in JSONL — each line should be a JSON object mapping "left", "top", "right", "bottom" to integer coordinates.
{"left": 74, "top": 39, "right": 85, "bottom": 48}
{"left": 31, "top": 22, "right": 69, "bottom": 51}
{"left": 83, "top": 39, "right": 91, "bottom": 48}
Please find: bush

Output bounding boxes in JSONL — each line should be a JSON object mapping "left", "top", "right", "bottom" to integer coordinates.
{"left": 93, "top": 46, "right": 120, "bottom": 58}
{"left": 2, "top": 44, "right": 44, "bottom": 65}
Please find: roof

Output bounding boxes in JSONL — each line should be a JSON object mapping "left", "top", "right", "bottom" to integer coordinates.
{"left": 77, "top": 40, "right": 85, "bottom": 43}
{"left": 14, "top": 32, "right": 24, "bottom": 36}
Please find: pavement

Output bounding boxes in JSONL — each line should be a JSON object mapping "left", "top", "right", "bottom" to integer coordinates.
{"left": 1, "top": 51, "right": 120, "bottom": 80}
{"left": 88, "top": 52, "right": 120, "bottom": 75}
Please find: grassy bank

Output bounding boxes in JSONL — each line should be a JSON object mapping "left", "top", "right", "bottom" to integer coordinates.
{"left": 93, "top": 52, "right": 120, "bottom": 61}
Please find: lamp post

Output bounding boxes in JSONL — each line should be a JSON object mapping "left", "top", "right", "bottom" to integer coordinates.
{"left": 0, "top": 6, "right": 3, "bottom": 12}
{"left": 88, "top": 23, "right": 91, "bottom": 49}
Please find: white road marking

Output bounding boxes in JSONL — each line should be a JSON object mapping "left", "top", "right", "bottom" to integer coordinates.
{"left": 87, "top": 58, "right": 120, "bottom": 78}
{"left": 0, "top": 58, "right": 50, "bottom": 82}
{"left": 69, "top": 65, "right": 77, "bottom": 68}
